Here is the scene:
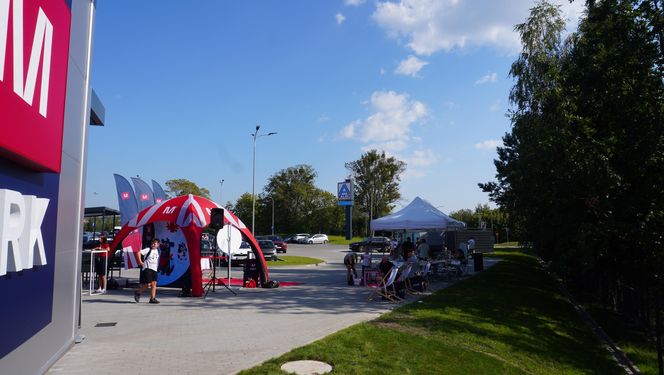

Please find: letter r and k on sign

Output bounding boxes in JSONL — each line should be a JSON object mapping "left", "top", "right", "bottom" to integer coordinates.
{"left": 0, "top": 189, "right": 49, "bottom": 276}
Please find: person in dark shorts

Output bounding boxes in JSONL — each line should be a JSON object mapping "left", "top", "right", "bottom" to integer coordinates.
{"left": 94, "top": 236, "right": 110, "bottom": 294}
{"left": 134, "top": 239, "right": 161, "bottom": 304}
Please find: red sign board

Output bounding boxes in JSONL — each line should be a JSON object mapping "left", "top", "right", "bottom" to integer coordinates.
{"left": 0, "top": 0, "right": 72, "bottom": 173}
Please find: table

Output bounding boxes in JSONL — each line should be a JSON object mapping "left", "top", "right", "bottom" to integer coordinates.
{"left": 82, "top": 249, "right": 107, "bottom": 295}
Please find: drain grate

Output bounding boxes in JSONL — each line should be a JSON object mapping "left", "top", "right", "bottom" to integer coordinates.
{"left": 95, "top": 322, "right": 117, "bottom": 327}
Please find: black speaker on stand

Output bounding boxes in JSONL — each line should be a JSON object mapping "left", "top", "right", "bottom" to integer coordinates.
{"left": 204, "top": 208, "right": 236, "bottom": 297}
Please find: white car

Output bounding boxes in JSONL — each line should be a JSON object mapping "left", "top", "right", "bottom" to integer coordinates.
{"left": 306, "top": 234, "right": 329, "bottom": 244}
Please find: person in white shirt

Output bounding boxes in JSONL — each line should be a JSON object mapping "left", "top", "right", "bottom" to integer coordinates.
{"left": 468, "top": 237, "right": 476, "bottom": 255}
{"left": 134, "top": 239, "right": 161, "bottom": 304}
{"left": 362, "top": 249, "right": 372, "bottom": 284}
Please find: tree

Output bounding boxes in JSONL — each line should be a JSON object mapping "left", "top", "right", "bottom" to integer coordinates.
{"left": 345, "top": 150, "right": 406, "bottom": 234}
{"left": 481, "top": 1, "right": 664, "bottom": 368}
{"left": 230, "top": 193, "right": 253, "bottom": 226}
{"left": 164, "top": 178, "right": 211, "bottom": 199}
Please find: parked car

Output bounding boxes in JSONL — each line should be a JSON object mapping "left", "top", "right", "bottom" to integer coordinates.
{"left": 305, "top": 234, "right": 329, "bottom": 244}
{"left": 290, "top": 233, "right": 310, "bottom": 243}
{"left": 257, "top": 239, "right": 277, "bottom": 261}
{"left": 257, "top": 235, "right": 287, "bottom": 253}
{"left": 217, "top": 240, "right": 253, "bottom": 264}
{"left": 349, "top": 236, "right": 391, "bottom": 252}
{"left": 200, "top": 239, "right": 219, "bottom": 257}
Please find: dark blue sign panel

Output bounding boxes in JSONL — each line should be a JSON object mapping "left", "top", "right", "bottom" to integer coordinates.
{"left": 0, "top": 159, "right": 59, "bottom": 359}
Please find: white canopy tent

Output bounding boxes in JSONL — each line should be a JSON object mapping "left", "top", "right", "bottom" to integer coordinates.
{"left": 370, "top": 196, "right": 466, "bottom": 231}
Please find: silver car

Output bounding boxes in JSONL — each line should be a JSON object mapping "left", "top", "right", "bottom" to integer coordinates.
{"left": 306, "top": 234, "right": 329, "bottom": 244}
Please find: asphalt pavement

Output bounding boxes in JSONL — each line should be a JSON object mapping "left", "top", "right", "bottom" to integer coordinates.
{"left": 48, "top": 243, "right": 491, "bottom": 374}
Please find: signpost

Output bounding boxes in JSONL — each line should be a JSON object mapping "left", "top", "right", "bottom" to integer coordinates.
{"left": 338, "top": 180, "right": 353, "bottom": 240}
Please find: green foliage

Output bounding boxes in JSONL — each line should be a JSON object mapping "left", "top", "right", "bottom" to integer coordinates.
{"left": 230, "top": 193, "right": 254, "bottom": 226}
{"left": 229, "top": 165, "right": 344, "bottom": 235}
{"left": 240, "top": 251, "right": 621, "bottom": 374}
{"left": 164, "top": 178, "right": 211, "bottom": 199}
{"left": 345, "top": 150, "right": 406, "bottom": 235}
{"left": 481, "top": 0, "right": 664, "bottom": 365}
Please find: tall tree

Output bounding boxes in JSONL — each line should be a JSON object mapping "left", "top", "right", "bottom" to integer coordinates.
{"left": 345, "top": 150, "right": 406, "bottom": 234}
{"left": 164, "top": 178, "right": 211, "bottom": 199}
{"left": 481, "top": 1, "right": 664, "bottom": 368}
{"left": 263, "top": 165, "right": 325, "bottom": 234}
{"left": 230, "top": 193, "right": 253, "bottom": 226}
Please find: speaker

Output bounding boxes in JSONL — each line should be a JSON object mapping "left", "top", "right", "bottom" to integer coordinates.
{"left": 210, "top": 208, "right": 225, "bottom": 229}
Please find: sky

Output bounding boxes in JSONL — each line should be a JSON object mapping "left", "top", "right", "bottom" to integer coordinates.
{"left": 84, "top": 0, "right": 584, "bottom": 214}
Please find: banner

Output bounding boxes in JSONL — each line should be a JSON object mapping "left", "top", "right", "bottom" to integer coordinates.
{"left": 131, "top": 177, "right": 155, "bottom": 211}
{"left": 113, "top": 174, "right": 138, "bottom": 226}
{"left": 152, "top": 179, "right": 167, "bottom": 203}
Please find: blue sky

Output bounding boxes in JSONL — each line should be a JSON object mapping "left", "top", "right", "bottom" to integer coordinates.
{"left": 84, "top": 0, "right": 583, "bottom": 213}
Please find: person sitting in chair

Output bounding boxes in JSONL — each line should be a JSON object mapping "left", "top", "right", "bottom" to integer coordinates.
{"left": 378, "top": 255, "right": 393, "bottom": 276}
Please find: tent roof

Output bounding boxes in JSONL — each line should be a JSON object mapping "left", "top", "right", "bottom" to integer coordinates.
{"left": 370, "top": 197, "right": 466, "bottom": 231}
{"left": 84, "top": 206, "right": 120, "bottom": 218}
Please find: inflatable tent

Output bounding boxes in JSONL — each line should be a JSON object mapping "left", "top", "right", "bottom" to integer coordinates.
{"left": 109, "top": 194, "right": 271, "bottom": 297}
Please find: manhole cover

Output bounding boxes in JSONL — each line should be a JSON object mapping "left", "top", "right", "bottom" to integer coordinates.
{"left": 280, "top": 360, "right": 332, "bottom": 375}
{"left": 94, "top": 322, "right": 117, "bottom": 327}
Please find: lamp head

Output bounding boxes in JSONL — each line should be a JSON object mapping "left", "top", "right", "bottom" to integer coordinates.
{"left": 255, "top": 125, "right": 260, "bottom": 131}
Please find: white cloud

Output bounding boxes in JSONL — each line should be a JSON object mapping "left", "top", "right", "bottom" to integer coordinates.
{"left": 345, "top": 0, "right": 364, "bottom": 5}
{"left": 395, "top": 55, "right": 428, "bottom": 77}
{"left": 318, "top": 114, "right": 330, "bottom": 123}
{"left": 373, "top": 0, "right": 585, "bottom": 55}
{"left": 475, "top": 72, "right": 497, "bottom": 85}
{"left": 489, "top": 100, "right": 501, "bottom": 112}
{"left": 380, "top": 68, "right": 386, "bottom": 75}
{"left": 404, "top": 149, "right": 438, "bottom": 167}
{"left": 475, "top": 139, "right": 503, "bottom": 150}
{"left": 340, "top": 90, "right": 427, "bottom": 152}
{"left": 336, "top": 13, "right": 346, "bottom": 24}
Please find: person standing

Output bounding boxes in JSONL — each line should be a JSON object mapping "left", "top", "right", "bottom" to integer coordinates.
{"left": 134, "top": 239, "right": 160, "bottom": 304}
{"left": 362, "top": 248, "right": 372, "bottom": 284}
{"left": 468, "top": 237, "right": 476, "bottom": 255}
{"left": 94, "top": 236, "right": 110, "bottom": 294}
{"left": 417, "top": 238, "right": 430, "bottom": 260}
{"left": 343, "top": 252, "right": 358, "bottom": 285}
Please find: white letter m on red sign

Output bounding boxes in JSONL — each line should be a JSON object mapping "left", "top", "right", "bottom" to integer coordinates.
{"left": 0, "top": 0, "right": 54, "bottom": 118}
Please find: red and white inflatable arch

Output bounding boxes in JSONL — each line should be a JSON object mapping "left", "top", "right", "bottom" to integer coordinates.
{"left": 109, "top": 194, "right": 271, "bottom": 297}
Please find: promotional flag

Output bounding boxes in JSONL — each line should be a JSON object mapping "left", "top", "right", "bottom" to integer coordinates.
{"left": 131, "top": 177, "right": 155, "bottom": 211}
{"left": 152, "top": 180, "right": 167, "bottom": 203}
{"left": 113, "top": 174, "right": 138, "bottom": 226}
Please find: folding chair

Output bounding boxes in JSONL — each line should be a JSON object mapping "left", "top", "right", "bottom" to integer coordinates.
{"left": 367, "top": 266, "right": 400, "bottom": 302}
{"left": 397, "top": 263, "right": 418, "bottom": 295}
{"left": 418, "top": 261, "right": 431, "bottom": 292}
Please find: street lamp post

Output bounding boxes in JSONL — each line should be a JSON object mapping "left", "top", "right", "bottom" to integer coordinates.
{"left": 251, "top": 125, "right": 276, "bottom": 235}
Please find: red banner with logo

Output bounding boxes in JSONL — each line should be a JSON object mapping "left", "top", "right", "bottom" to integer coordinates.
{"left": 0, "top": 0, "right": 72, "bottom": 172}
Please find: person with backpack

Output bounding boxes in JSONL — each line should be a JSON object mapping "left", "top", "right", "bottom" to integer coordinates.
{"left": 134, "top": 239, "right": 161, "bottom": 304}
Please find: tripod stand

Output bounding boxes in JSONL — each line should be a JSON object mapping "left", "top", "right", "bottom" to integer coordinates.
{"left": 203, "top": 254, "right": 237, "bottom": 298}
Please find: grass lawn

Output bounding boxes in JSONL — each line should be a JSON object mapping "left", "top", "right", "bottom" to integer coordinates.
{"left": 327, "top": 235, "right": 364, "bottom": 245}
{"left": 266, "top": 255, "right": 324, "bottom": 267}
{"left": 239, "top": 250, "right": 622, "bottom": 374}
{"left": 585, "top": 306, "right": 658, "bottom": 374}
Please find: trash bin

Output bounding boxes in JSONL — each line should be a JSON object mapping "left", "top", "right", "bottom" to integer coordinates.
{"left": 473, "top": 252, "right": 484, "bottom": 271}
